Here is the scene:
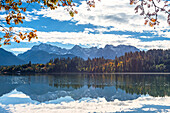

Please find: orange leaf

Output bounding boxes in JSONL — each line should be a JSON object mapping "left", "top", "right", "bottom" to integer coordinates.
{"left": 9, "top": 27, "right": 13, "bottom": 31}
{"left": 151, "top": 18, "right": 156, "bottom": 22}
{"left": 74, "top": 10, "right": 78, "bottom": 14}
{"left": 130, "top": 1, "right": 134, "bottom": 5}
{"left": 149, "top": 22, "right": 154, "bottom": 27}
{"left": 144, "top": 20, "right": 148, "bottom": 25}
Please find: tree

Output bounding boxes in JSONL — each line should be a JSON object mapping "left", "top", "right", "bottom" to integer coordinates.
{"left": 28, "top": 61, "right": 31, "bottom": 66}
{"left": 130, "top": 0, "right": 170, "bottom": 27}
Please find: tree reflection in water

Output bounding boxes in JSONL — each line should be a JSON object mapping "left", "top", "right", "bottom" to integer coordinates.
{"left": 0, "top": 74, "right": 169, "bottom": 102}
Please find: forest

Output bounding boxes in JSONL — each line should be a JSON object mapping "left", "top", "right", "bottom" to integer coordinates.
{"left": 0, "top": 49, "right": 170, "bottom": 73}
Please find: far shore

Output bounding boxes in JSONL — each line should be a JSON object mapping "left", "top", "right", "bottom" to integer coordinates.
{"left": 0, "top": 72, "right": 170, "bottom": 75}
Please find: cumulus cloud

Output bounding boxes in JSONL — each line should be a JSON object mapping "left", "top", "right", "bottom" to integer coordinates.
{"left": 35, "top": 31, "right": 134, "bottom": 46}
{"left": 12, "top": 27, "right": 35, "bottom": 32}
{"left": 135, "top": 40, "right": 170, "bottom": 50}
{"left": 33, "top": 31, "right": 170, "bottom": 50}
{"left": 33, "top": 0, "right": 170, "bottom": 34}
{"left": 24, "top": 12, "right": 39, "bottom": 22}
{"left": 0, "top": 25, "right": 169, "bottom": 50}
{"left": 139, "top": 36, "right": 154, "bottom": 38}
{"left": 157, "top": 30, "right": 170, "bottom": 38}
{"left": 10, "top": 48, "right": 31, "bottom": 52}
{"left": 35, "top": 7, "right": 72, "bottom": 21}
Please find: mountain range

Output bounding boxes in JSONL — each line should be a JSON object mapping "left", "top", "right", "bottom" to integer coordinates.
{"left": 19, "top": 43, "right": 140, "bottom": 60}
{"left": 0, "top": 43, "right": 140, "bottom": 65}
{"left": 0, "top": 48, "right": 26, "bottom": 66}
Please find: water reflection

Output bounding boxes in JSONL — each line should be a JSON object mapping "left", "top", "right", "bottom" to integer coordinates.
{"left": 0, "top": 74, "right": 169, "bottom": 102}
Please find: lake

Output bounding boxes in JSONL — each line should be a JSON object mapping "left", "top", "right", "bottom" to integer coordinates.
{"left": 0, "top": 73, "right": 170, "bottom": 113}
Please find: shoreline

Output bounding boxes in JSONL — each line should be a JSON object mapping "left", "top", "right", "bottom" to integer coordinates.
{"left": 1, "top": 72, "right": 170, "bottom": 75}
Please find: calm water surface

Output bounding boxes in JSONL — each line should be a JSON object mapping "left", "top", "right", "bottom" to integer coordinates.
{"left": 0, "top": 74, "right": 169, "bottom": 103}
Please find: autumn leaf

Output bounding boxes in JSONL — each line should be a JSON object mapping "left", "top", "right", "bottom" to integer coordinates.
{"left": 130, "top": 0, "right": 134, "bottom": 5}
{"left": 74, "top": 10, "right": 78, "bottom": 14}
{"left": 69, "top": 11, "right": 74, "bottom": 17}
{"left": 9, "top": 27, "right": 13, "bottom": 31}
{"left": 149, "top": 22, "right": 154, "bottom": 27}
{"left": 144, "top": 20, "right": 148, "bottom": 25}
{"left": 151, "top": 18, "right": 156, "bottom": 22}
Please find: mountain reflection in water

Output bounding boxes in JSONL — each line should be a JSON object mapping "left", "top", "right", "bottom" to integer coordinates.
{"left": 0, "top": 74, "right": 169, "bottom": 102}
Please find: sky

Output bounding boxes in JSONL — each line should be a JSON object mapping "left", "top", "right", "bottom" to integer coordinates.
{"left": 0, "top": 0, "right": 170, "bottom": 55}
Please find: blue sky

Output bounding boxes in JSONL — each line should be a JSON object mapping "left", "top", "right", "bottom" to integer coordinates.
{"left": 0, "top": 0, "right": 170, "bottom": 55}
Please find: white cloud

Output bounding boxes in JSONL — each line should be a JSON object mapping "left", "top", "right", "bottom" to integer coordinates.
{"left": 157, "top": 30, "right": 170, "bottom": 38}
{"left": 33, "top": 0, "right": 170, "bottom": 35}
{"left": 12, "top": 27, "right": 35, "bottom": 32}
{"left": 41, "top": 26, "right": 47, "bottom": 28}
{"left": 24, "top": 12, "right": 39, "bottom": 22}
{"left": 135, "top": 40, "right": 170, "bottom": 50}
{"left": 33, "top": 31, "right": 170, "bottom": 50}
{"left": 0, "top": 25, "right": 169, "bottom": 50}
{"left": 0, "top": 14, "right": 7, "bottom": 20}
{"left": 10, "top": 48, "right": 31, "bottom": 52}
{"left": 35, "top": 31, "right": 135, "bottom": 47}
{"left": 139, "top": 36, "right": 154, "bottom": 39}
{"left": 35, "top": 7, "right": 72, "bottom": 21}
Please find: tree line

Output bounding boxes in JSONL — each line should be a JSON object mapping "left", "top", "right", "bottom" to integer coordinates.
{"left": 0, "top": 49, "right": 170, "bottom": 73}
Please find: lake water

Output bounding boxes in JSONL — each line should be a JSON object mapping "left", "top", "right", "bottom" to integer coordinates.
{"left": 0, "top": 73, "right": 170, "bottom": 112}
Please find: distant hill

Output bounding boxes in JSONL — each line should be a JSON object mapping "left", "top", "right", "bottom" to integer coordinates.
{"left": 18, "top": 50, "right": 75, "bottom": 64}
{"left": 0, "top": 48, "right": 26, "bottom": 66}
{"left": 25, "top": 43, "right": 140, "bottom": 60}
